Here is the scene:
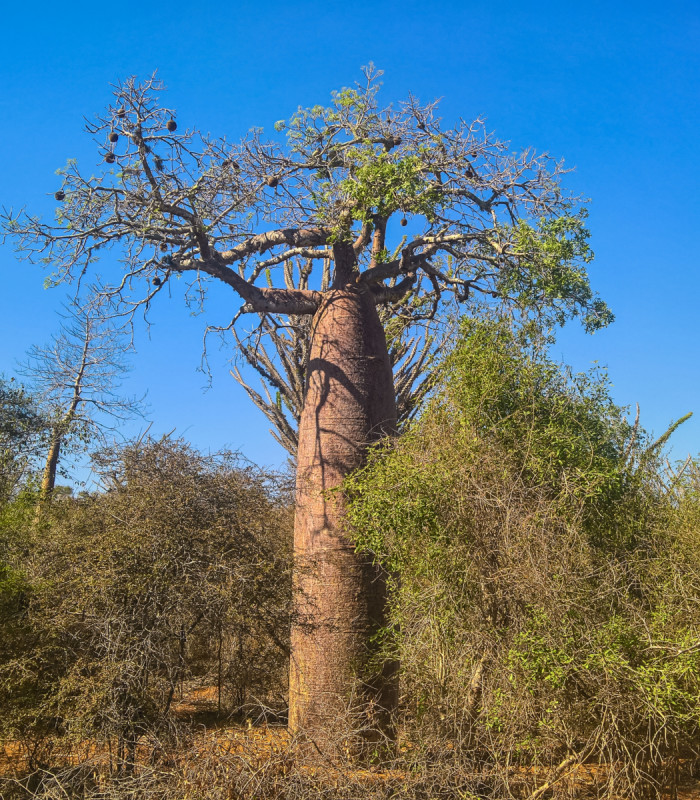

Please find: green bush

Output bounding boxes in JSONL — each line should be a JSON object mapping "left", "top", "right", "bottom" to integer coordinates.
{"left": 347, "top": 319, "right": 700, "bottom": 797}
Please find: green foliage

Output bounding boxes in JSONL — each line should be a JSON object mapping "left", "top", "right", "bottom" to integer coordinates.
{"left": 349, "top": 318, "right": 636, "bottom": 570}
{"left": 498, "top": 213, "right": 614, "bottom": 332}
{"left": 0, "top": 378, "right": 46, "bottom": 501}
{"left": 346, "top": 319, "right": 700, "bottom": 790}
{"left": 339, "top": 154, "right": 441, "bottom": 222}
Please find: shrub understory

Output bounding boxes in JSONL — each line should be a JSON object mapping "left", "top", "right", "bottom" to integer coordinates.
{"left": 2, "top": 321, "right": 700, "bottom": 799}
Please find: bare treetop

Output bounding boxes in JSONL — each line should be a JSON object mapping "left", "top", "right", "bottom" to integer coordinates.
{"left": 23, "top": 300, "right": 142, "bottom": 432}
{"left": 21, "top": 297, "right": 145, "bottom": 497}
{"left": 2, "top": 66, "right": 612, "bottom": 332}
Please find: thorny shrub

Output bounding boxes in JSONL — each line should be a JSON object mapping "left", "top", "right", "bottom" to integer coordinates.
{"left": 0, "top": 438, "right": 292, "bottom": 776}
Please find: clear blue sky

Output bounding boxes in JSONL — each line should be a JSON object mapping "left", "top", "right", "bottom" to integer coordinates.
{"left": 1, "top": 0, "right": 699, "bottom": 472}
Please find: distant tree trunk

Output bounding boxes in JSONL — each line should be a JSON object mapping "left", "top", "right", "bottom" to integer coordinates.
{"left": 40, "top": 431, "right": 62, "bottom": 498}
{"left": 38, "top": 413, "right": 74, "bottom": 505}
{"left": 289, "top": 284, "right": 398, "bottom": 750}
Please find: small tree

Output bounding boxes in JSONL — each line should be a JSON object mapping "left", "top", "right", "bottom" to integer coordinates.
{"left": 21, "top": 300, "right": 143, "bottom": 500}
{"left": 2, "top": 67, "right": 611, "bottom": 748}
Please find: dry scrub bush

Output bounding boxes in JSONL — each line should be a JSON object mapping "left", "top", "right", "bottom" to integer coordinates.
{"left": 0, "top": 438, "right": 292, "bottom": 776}
{"left": 0, "top": 730, "right": 468, "bottom": 800}
{"left": 347, "top": 319, "right": 700, "bottom": 799}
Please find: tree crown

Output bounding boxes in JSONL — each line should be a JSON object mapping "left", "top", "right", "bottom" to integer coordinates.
{"left": 3, "top": 67, "right": 611, "bottom": 334}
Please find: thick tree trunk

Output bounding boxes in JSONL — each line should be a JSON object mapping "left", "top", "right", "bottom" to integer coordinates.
{"left": 289, "top": 285, "right": 398, "bottom": 752}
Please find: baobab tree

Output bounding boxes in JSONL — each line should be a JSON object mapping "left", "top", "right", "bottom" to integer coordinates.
{"left": 2, "top": 67, "right": 611, "bottom": 749}
{"left": 227, "top": 274, "right": 446, "bottom": 455}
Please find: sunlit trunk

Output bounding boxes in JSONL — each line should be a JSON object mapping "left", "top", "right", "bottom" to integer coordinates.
{"left": 289, "top": 285, "right": 398, "bottom": 751}
{"left": 40, "top": 433, "right": 61, "bottom": 498}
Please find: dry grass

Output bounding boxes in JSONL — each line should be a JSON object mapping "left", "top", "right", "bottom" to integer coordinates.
{"left": 3, "top": 715, "right": 700, "bottom": 800}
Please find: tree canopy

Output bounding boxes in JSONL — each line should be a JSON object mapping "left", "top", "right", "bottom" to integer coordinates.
{"left": 3, "top": 66, "right": 611, "bottom": 345}
{"left": 0, "top": 378, "right": 46, "bottom": 502}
